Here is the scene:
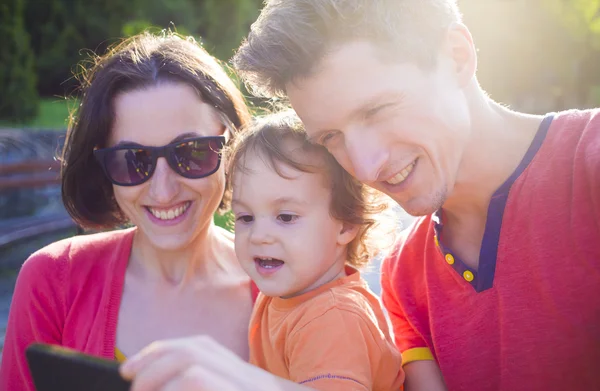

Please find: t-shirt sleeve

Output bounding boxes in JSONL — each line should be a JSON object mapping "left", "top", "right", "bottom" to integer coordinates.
{"left": 285, "top": 307, "right": 403, "bottom": 391}
{"left": 587, "top": 115, "right": 600, "bottom": 218}
{"left": 0, "top": 252, "right": 66, "bottom": 391}
{"left": 381, "top": 255, "right": 434, "bottom": 366}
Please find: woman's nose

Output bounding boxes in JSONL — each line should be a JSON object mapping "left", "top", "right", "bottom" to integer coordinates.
{"left": 148, "top": 158, "right": 181, "bottom": 204}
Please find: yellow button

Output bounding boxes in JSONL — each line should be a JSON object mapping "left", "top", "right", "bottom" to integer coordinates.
{"left": 445, "top": 254, "right": 454, "bottom": 265}
{"left": 463, "top": 270, "right": 474, "bottom": 282}
{"left": 434, "top": 235, "right": 439, "bottom": 247}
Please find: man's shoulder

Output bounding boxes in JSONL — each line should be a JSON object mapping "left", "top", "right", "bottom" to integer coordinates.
{"left": 533, "top": 109, "right": 600, "bottom": 187}
{"left": 547, "top": 109, "right": 600, "bottom": 152}
{"left": 552, "top": 108, "right": 600, "bottom": 126}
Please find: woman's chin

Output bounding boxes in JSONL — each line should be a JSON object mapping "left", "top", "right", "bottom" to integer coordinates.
{"left": 136, "top": 226, "right": 202, "bottom": 253}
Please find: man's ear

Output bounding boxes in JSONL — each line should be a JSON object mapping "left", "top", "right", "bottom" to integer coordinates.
{"left": 442, "top": 22, "right": 477, "bottom": 88}
{"left": 337, "top": 222, "right": 359, "bottom": 246}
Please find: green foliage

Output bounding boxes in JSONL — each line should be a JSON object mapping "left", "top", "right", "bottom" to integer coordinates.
{"left": 24, "top": 0, "right": 141, "bottom": 96}
{"left": 0, "top": 0, "right": 38, "bottom": 122}
{"left": 21, "top": 0, "right": 263, "bottom": 98}
{"left": 214, "top": 211, "right": 234, "bottom": 232}
{"left": 545, "top": 0, "right": 600, "bottom": 48}
{"left": 197, "top": 0, "right": 263, "bottom": 60}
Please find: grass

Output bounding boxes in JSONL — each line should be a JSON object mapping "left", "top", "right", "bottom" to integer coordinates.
{"left": 0, "top": 98, "right": 76, "bottom": 130}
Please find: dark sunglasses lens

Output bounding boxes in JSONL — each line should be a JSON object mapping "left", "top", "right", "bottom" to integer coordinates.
{"left": 104, "top": 148, "right": 154, "bottom": 185}
{"left": 172, "top": 139, "right": 222, "bottom": 178}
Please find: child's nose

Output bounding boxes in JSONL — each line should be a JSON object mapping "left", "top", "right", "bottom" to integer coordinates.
{"left": 249, "top": 218, "right": 275, "bottom": 245}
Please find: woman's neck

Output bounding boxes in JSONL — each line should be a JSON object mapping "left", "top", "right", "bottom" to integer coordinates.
{"left": 128, "top": 222, "right": 242, "bottom": 288}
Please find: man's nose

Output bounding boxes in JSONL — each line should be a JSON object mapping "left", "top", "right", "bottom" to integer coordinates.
{"left": 344, "top": 130, "right": 388, "bottom": 183}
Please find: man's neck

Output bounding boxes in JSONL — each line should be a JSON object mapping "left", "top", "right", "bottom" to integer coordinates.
{"left": 445, "top": 95, "right": 544, "bottom": 221}
{"left": 440, "top": 92, "right": 545, "bottom": 268}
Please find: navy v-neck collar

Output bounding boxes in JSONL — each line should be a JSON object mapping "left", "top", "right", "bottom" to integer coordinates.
{"left": 432, "top": 114, "right": 554, "bottom": 292}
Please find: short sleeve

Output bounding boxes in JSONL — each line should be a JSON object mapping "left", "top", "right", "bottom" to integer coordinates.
{"left": 586, "top": 116, "right": 600, "bottom": 218}
{"left": 285, "top": 308, "right": 403, "bottom": 391}
{"left": 381, "top": 255, "right": 434, "bottom": 366}
{"left": 0, "top": 251, "right": 67, "bottom": 391}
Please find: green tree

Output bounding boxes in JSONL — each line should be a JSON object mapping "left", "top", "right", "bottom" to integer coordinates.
{"left": 543, "top": 0, "right": 600, "bottom": 104}
{"left": 24, "top": 0, "right": 263, "bottom": 97}
{"left": 544, "top": 0, "right": 600, "bottom": 47}
{"left": 123, "top": 0, "right": 263, "bottom": 59}
{"left": 25, "top": 0, "right": 141, "bottom": 96}
{"left": 0, "top": 0, "right": 38, "bottom": 122}
{"left": 197, "top": 0, "right": 263, "bottom": 60}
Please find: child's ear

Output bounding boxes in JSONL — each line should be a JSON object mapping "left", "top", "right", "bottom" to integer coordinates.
{"left": 337, "top": 222, "right": 359, "bottom": 246}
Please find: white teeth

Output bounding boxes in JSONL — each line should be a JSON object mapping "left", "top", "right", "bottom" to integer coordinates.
{"left": 256, "top": 257, "right": 283, "bottom": 269}
{"left": 386, "top": 161, "right": 416, "bottom": 185}
{"left": 149, "top": 202, "right": 190, "bottom": 221}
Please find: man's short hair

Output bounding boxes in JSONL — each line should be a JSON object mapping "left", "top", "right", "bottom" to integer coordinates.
{"left": 233, "top": 0, "right": 462, "bottom": 99}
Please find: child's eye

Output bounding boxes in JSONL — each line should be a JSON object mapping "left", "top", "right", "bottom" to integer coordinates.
{"left": 277, "top": 214, "right": 298, "bottom": 223}
{"left": 236, "top": 215, "right": 254, "bottom": 223}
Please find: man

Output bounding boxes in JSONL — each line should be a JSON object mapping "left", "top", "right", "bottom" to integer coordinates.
{"left": 232, "top": 0, "right": 600, "bottom": 390}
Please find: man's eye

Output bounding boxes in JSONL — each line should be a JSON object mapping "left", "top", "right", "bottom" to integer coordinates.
{"left": 278, "top": 214, "right": 298, "bottom": 223}
{"left": 236, "top": 215, "right": 253, "bottom": 223}
{"left": 320, "top": 132, "right": 339, "bottom": 145}
{"left": 366, "top": 103, "right": 396, "bottom": 120}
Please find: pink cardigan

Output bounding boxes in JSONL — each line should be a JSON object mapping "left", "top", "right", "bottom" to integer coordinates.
{"left": 0, "top": 228, "right": 135, "bottom": 391}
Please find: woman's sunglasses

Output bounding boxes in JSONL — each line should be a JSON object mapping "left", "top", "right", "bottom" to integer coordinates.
{"left": 93, "top": 136, "right": 226, "bottom": 186}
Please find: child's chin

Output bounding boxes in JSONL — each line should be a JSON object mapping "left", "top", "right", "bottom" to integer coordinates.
{"left": 257, "top": 282, "right": 296, "bottom": 298}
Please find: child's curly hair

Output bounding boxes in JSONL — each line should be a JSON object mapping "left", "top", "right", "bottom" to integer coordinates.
{"left": 226, "top": 110, "right": 395, "bottom": 268}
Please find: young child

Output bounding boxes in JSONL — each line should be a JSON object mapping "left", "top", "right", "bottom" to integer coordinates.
{"left": 227, "top": 111, "right": 405, "bottom": 390}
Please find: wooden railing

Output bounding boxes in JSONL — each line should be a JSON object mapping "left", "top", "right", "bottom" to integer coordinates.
{"left": 0, "top": 158, "right": 77, "bottom": 248}
{"left": 0, "top": 159, "right": 61, "bottom": 190}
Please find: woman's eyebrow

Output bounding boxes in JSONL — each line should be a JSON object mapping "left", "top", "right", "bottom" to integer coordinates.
{"left": 113, "top": 132, "right": 201, "bottom": 148}
{"left": 113, "top": 140, "right": 143, "bottom": 147}
{"left": 170, "top": 132, "right": 201, "bottom": 143}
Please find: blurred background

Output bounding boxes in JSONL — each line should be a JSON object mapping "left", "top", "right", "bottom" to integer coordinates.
{"left": 0, "top": 0, "right": 599, "bottom": 349}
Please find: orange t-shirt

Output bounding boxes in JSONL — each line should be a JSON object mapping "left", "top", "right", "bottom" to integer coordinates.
{"left": 249, "top": 267, "right": 404, "bottom": 391}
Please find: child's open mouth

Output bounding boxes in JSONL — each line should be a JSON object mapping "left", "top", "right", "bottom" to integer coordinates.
{"left": 254, "top": 257, "right": 285, "bottom": 276}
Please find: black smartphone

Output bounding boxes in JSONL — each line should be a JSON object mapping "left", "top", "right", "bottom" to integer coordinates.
{"left": 25, "top": 343, "right": 131, "bottom": 391}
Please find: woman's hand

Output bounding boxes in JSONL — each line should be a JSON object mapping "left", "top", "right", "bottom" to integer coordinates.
{"left": 120, "top": 336, "right": 310, "bottom": 391}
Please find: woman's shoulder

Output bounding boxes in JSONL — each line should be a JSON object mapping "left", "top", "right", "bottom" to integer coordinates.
{"left": 215, "top": 225, "right": 234, "bottom": 243}
{"left": 23, "top": 227, "right": 136, "bottom": 277}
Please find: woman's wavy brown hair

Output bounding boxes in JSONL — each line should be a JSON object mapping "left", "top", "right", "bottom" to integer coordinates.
{"left": 61, "top": 31, "right": 251, "bottom": 229}
{"left": 227, "top": 110, "right": 395, "bottom": 268}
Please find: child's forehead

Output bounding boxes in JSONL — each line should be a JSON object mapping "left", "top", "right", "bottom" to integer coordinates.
{"left": 232, "top": 152, "right": 333, "bottom": 201}
{"left": 234, "top": 151, "right": 321, "bottom": 181}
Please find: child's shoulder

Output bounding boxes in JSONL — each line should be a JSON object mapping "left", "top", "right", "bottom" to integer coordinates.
{"left": 291, "top": 274, "right": 386, "bottom": 332}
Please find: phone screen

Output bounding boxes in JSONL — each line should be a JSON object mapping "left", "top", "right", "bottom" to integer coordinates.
{"left": 25, "top": 343, "right": 131, "bottom": 391}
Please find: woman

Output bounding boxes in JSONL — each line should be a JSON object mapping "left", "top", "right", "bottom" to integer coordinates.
{"left": 0, "top": 31, "right": 256, "bottom": 391}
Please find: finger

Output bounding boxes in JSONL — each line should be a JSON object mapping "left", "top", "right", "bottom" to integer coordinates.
{"left": 129, "top": 351, "right": 193, "bottom": 391}
{"left": 121, "top": 341, "right": 173, "bottom": 379}
{"left": 163, "top": 365, "right": 240, "bottom": 391}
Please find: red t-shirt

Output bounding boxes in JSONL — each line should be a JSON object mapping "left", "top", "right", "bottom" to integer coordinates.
{"left": 381, "top": 109, "right": 600, "bottom": 390}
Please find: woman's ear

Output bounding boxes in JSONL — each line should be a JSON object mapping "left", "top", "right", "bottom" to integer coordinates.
{"left": 337, "top": 222, "right": 359, "bottom": 246}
